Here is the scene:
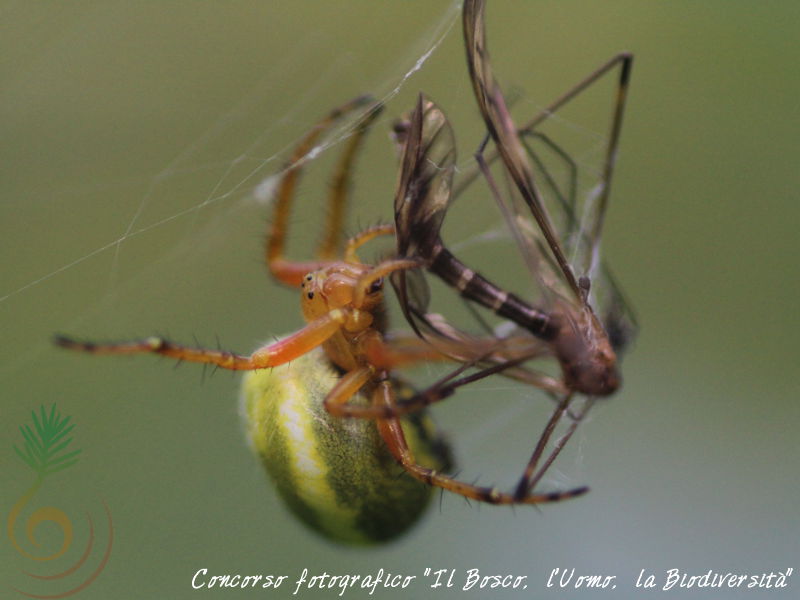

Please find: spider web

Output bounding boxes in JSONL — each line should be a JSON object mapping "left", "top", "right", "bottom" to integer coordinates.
{"left": 1, "top": 1, "right": 618, "bottom": 497}
{"left": 1, "top": 2, "right": 460, "bottom": 372}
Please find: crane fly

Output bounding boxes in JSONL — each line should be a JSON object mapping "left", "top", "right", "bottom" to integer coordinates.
{"left": 391, "top": 0, "right": 637, "bottom": 501}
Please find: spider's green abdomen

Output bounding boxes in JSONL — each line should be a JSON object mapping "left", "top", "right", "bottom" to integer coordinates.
{"left": 240, "top": 346, "right": 452, "bottom": 545}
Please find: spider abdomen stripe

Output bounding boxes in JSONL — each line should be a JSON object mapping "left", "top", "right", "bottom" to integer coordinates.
{"left": 240, "top": 344, "right": 452, "bottom": 545}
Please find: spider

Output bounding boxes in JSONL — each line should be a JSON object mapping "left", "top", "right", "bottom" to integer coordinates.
{"left": 56, "top": 93, "right": 586, "bottom": 544}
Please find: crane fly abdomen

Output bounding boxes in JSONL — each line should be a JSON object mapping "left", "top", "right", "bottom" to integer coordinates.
{"left": 428, "top": 242, "right": 557, "bottom": 339}
{"left": 427, "top": 240, "right": 620, "bottom": 396}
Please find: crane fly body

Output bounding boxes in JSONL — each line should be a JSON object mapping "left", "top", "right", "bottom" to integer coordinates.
{"left": 392, "top": 0, "right": 637, "bottom": 500}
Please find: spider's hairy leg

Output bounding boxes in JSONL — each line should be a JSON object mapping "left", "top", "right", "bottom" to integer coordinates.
{"left": 515, "top": 396, "right": 596, "bottom": 500}
{"left": 54, "top": 309, "right": 347, "bottom": 371}
{"left": 318, "top": 104, "right": 385, "bottom": 261}
{"left": 325, "top": 335, "right": 560, "bottom": 421}
{"left": 266, "top": 95, "right": 381, "bottom": 286}
{"left": 343, "top": 224, "right": 395, "bottom": 264}
{"left": 374, "top": 378, "right": 588, "bottom": 505}
{"left": 352, "top": 257, "right": 419, "bottom": 309}
{"left": 322, "top": 365, "right": 375, "bottom": 418}
{"left": 512, "top": 392, "right": 574, "bottom": 501}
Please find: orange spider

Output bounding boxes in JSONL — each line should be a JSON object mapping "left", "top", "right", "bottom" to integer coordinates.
{"left": 56, "top": 95, "right": 585, "bottom": 508}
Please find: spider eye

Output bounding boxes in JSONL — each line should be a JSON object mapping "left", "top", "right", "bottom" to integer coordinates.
{"left": 368, "top": 277, "right": 383, "bottom": 294}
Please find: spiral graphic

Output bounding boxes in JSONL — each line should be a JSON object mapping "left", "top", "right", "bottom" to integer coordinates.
{"left": 7, "top": 405, "right": 113, "bottom": 598}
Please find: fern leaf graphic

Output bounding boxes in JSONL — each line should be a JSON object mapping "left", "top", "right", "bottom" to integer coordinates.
{"left": 13, "top": 404, "right": 82, "bottom": 478}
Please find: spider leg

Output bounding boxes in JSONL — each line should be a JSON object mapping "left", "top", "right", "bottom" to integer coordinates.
{"left": 512, "top": 392, "right": 585, "bottom": 501}
{"left": 352, "top": 258, "right": 420, "bottom": 309}
{"left": 374, "top": 376, "right": 586, "bottom": 505}
{"left": 266, "top": 95, "right": 378, "bottom": 286}
{"left": 519, "top": 396, "right": 596, "bottom": 497}
{"left": 54, "top": 309, "right": 347, "bottom": 371}
{"left": 317, "top": 104, "right": 384, "bottom": 260}
{"left": 329, "top": 338, "right": 561, "bottom": 421}
{"left": 343, "top": 224, "right": 395, "bottom": 264}
{"left": 363, "top": 331, "right": 455, "bottom": 371}
{"left": 322, "top": 365, "right": 374, "bottom": 418}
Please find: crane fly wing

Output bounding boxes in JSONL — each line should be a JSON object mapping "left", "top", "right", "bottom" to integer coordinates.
{"left": 463, "top": 0, "right": 638, "bottom": 361}
{"left": 392, "top": 94, "right": 559, "bottom": 358}
{"left": 394, "top": 94, "right": 456, "bottom": 259}
{"left": 594, "top": 263, "right": 638, "bottom": 355}
{"left": 390, "top": 95, "right": 553, "bottom": 369}
{"left": 393, "top": 94, "right": 458, "bottom": 340}
{"left": 463, "top": 0, "right": 584, "bottom": 308}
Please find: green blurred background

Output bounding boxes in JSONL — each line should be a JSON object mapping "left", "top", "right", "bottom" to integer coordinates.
{"left": 2, "top": 1, "right": 798, "bottom": 598}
